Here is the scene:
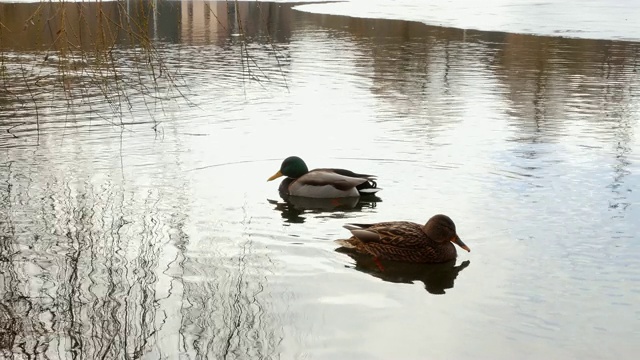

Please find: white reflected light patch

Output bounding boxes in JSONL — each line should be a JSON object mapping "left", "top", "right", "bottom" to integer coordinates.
{"left": 294, "top": 0, "right": 640, "bottom": 42}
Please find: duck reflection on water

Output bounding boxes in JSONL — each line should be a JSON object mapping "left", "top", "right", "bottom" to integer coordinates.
{"left": 337, "top": 247, "right": 471, "bottom": 295}
{"left": 267, "top": 191, "right": 382, "bottom": 224}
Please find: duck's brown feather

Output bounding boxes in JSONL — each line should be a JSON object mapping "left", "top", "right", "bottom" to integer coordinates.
{"left": 338, "top": 221, "right": 458, "bottom": 263}
{"left": 347, "top": 221, "right": 428, "bottom": 248}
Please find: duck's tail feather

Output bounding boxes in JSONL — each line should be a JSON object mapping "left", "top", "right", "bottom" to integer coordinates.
{"left": 331, "top": 168, "right": 376, "bottom": 180}
{"left": 355, "top": 179, "right": 380, "bottom": 193}
{"left": 356, "top": 177, "right": 378, "bottom": 191}
{"left": 348, "top": 229, "right": 380, "bottom": 243}
{"left": 343, "top": 224, "right": 363, "bottom": 231}
{"left": 334, "top": 239, "right": 357, "bottom": 248}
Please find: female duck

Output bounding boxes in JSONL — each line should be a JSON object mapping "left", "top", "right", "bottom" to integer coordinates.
{"left": 267, "top": 156, "right": 380, "bottom": 198}
{"left": 335, "top": 214, "right": 470, "bottom": 263}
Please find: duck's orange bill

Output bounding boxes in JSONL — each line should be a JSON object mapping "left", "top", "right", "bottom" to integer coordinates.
{"left": 267, "top": 170, "right": 283, "bottom": 181}
{"left": 452, "top": 235, "right": 470, "bottom": 252}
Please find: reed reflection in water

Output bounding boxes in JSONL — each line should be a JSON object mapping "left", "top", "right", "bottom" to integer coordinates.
{"left": 0, "top": 157, "right": 282, "bottom": 359}
{"left": 0, "top": 163, "right": 182, "bottom": 358}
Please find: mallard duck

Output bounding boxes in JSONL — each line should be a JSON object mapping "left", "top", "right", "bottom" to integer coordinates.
{"left": 335, "top": 214, "right": 470, "bottom": 263}
{"left": 267, "top": 156, "right": 380, "bottom": 198}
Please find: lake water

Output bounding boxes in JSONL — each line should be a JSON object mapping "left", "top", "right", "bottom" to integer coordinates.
{"left": 1, "top": 1, "right": 639, "bottom": 359}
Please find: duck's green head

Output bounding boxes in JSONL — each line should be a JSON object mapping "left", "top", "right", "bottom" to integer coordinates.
{"left": 267, "top": 156, "right": 309, "bottom": 181}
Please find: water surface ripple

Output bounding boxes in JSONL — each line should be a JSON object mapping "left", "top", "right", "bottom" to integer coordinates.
{"left": 0, "top": 1, "right": 639, "bottom": 359}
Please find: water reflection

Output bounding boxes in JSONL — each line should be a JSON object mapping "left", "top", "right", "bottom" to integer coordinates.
{"left": 0, "top": 174, "right": 174, "bottom": 358}
{"left": 336, "top": 246, "right": 471, "bottom": 295}
{"left": 306, "top": 10, "right": 638, "bottom": 223}
{"left": 179, "top": 253, "right": 282, "bottom": 359}
{"left": 180, "top": 0, "right": 294, "bottom": 44}
{"left": 268, "top": 195, "right": 381, "bottom": 223}
{"left": 0, "top": 156, "right": 286, "bottom": 358}
{"left": 1, "top": 0, "right": 639, "bottom": 358}
{"left": 0, "top": 0, "right": 169, "bottom": 50}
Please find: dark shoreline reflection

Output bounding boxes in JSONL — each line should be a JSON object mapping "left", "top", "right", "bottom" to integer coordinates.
{"left": 336, "top": 247, "right": 470, "bottom": 295}
{"left": 0, "top": 1, "right": 294, "bottom": 51}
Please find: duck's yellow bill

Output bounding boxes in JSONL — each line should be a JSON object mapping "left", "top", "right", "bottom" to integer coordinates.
{"left": 452, "top": 236, "right": 470, "bottom": 252}
{"left": 267, "top": 170, "right": 283, "bottom": 181}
